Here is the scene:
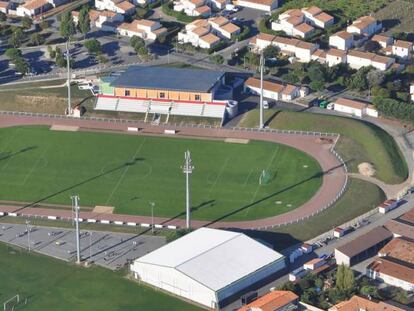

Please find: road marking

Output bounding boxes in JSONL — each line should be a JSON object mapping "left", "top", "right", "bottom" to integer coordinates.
{"left": 105, "top": 139, "right": 146, "bottom": 205}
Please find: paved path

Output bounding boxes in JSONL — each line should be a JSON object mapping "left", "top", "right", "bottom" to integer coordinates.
{"left": 0, "top": 114, "right": 347, "bottom": 229}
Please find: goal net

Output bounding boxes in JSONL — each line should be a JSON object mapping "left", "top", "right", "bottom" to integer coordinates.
{"left": 259, "top": 170, "right": 273, "bottom": 185}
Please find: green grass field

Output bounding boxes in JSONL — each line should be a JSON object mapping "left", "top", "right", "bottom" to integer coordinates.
{"left": 0, "top": 126, "right": 322, "bottom": 221}
{"left": 239, "top": 110, "right": 408, "bottom": 184}
{"left": 0, "top": 243, "right": 201, "bottom": 311}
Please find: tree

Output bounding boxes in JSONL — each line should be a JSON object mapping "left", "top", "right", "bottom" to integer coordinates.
{"left": 59, "top": 11, "right": 76, "bottom": 39}
{"left": 5, "top": 48, "right": 22, "bottom": 60}
{"left": 308, "top": 63, "right": 326, "bottom": 82}
{"left": 8, "top": 27, "right": 24, "bottom": 47}
{"left": 39, "top": 19, "right": 49, "bottom": 31}
{"left": 30, "top": 33, "right": 44, "bottom": 46}
{"left": 347, "top": 70, "right": 368, "bottom": 91}
{"left": 310, "top": 80, "right": 325, "bottom": 91}
{"left": 130, "top": 35, "right": 145, "bottom": 52}
{"left": 209, "top": 54, "right": 224, "bottom": 65}
{"left": 21, "top": 16, "right": 32, "bottom": 29}
{"left": 137, "top": 45, "right": 148, "bottom": 56}
{"left": 335, "top": 264, "right": 355, "bottom": 294}
{"left": 78, "top": 6, "right": 90, "bottom": 38}
{"left": 0, "top": 11, "right": 6, "bottom": 22}
{"left": 360, "top": 285, "right": 380, "bottom": 299}
{"left": 263, "top": 45, "right": 279, "bottom": 59}
{"left": 365, "top": 40, "right": 381, "bottom": 52}
{"left": 366, "top": 69, "right": 385, "bottom": 89}
{"left": 14, "top": 57, "right": 29, "bottom": 75}
{"left": 84, "top": 39, "right": 102, "bottom": 55}
{"left": 55, "top": 51, "right": 67, "bottom": 67}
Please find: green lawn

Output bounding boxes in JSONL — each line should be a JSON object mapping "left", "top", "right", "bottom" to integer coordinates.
{"left": 0, "top": 126, "right": 322, "bottom": 221}
{"left": 239, "top": 109, "right": 408, "bottom": 184}
{"left": 0, "top": 243, "right": 201, "bottom": 311}
{"left": 247, "top": 178, "right": 386, "bottom": 251}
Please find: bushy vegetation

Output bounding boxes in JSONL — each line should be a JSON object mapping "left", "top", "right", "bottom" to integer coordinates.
{"left": 162, "top": 1, "right": 198, "bottom": 23}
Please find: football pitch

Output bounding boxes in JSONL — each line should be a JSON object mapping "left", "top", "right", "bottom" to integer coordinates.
{"left": 0, "top": 126, "right": 322, "bottom": 221}
{"left": 0, "top": 243, "right": 202, "bottom": 311}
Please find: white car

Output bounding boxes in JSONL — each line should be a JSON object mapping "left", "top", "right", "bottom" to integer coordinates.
{"left": 263, "top": 100, "right": 269, "bottom": 109}
{"left": 78, "top": 82, "right": 93, "bottom": 90}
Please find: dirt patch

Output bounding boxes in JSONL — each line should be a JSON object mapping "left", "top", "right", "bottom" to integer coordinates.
{"left": 225, "top": 138, "right": 250, "bottom": 144}
{"left": 358, "top": 162, "right": 376, "bottom": 177}
{"left": 93, "top": 205, "right": 114, "bottom": 214}
{"left": 50, "top": 125, "right": 79, "bottom": 131}
{"left": 315, "top": 137, "right": 334, "bottom": 144}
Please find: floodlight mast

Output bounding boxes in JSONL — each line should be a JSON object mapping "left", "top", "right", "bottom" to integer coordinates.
{"left": 71, "top": 195, "right": 81, "bottom": 264}
{"left": 66, "top": 40, "right": 71, "bottom": 116}
{"left": 259, "top": 51, "right": 264, "bottom": 129}
{"left": 181, "top": 150, "right": 194, "bottom": 229}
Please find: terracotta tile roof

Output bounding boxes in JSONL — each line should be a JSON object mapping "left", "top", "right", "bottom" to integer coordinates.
{"left": 209, "top": 16, "right": 228, "bottom": 26}
{"left": 313, "top": 12, "right": 334, "bottom": 23}
{"left": 191, "top": 26, "right": 210, "bottom": 36}
{"left": 72, "top": 10, "right": 79, "bottom": 17}
{"left": 285, "top": 16, "right": 303, "bottom": 26}
{"left": 22, "top": 0, "right": 48, "bottom": 10}
{"left": 347, "top": 49, "right": 375, "bottom": 60}
{"left": 330, "top": 295, "right": 405, "bottom": 311}
{"left": 333, "top": 30, "right": 353, "bottom": 40}
{"left": 256, "top": 32, "right": 275, "bottom": 42}
{"left": 88, "top": 9, "right": 100, "bottom": 22}
{"left": 312, "top": 49, "right": 326, "bottom": 58}
{"left": 115, "top": 1, "right": 135, "bottom": 11}
{"left": 294, "top": 23, "right": 314, "bottom": 34}
{"left": 399, "top": 208, "right": 414, "bottom": 225}
{"left": 302, "top": 6, "right": 322, "bottom": 16}
{"left": 384, "top": 219, "right": 414, "bottom": 240}
{"left": 350, "top": 16, "right": 377, "bottom": 30}
{"left": 194, "top": 5, "right": 210, "bottom": 14}
{"left": 281, "top": 8, "right": 302, "bottom": 18}
{"left": 295, "top": 40, "right": 316, "bottom": 50}
{"left": 153, "top": 27, "right": 167, "bottom": 35}
{"left": 238, "top": 291, "right": 298, "bottom": 311}
{"left": 99, "top": 10, "right": 117, "bottom": 18}
{"left": 367, "top": 258, "right": 414, "bottom": 285}
{"left": 0, "top": 1, "right": 8, "bottom": 9}
{"left": 379, "top": 237, "right": 414, "bottom": 264}
{"left": 189, "top": 18, "right": 209, "bottom": 28}
{"left": 393, "top": 39, "right": 413, "bottom": 49}
{"left": 273, "top": 36, "right": 299, "bottom": 46}
{"left": 118, "top": 21, "right": 144, "bottom": 33}
{"left": 190, "top": 0, "right": 204, "bottom": 5}
{"left": 372, "top": 34, "right": 391, "bottom": 43}
{"left": 282, "top": 84, "right": 298, "bottom": 95}
{"left": 327, "top": 48, "right": 346, "bottom": 57}
{"left": 372, "top": 54, "right": 393, "bottom": 65}
{"left": 245, "top": 77, "right": 285, "bottom": 93}
{"left": 135, "top": 19, "right": 157, "bottom": 27}
{"left": 199, "top": 32, "right": 219, "bottom": 44}
{"left": 336, "top": 226, "right": 392, "bottom": 257}
{"left": 220, "top": 22, "right": 240, "bottom": 34}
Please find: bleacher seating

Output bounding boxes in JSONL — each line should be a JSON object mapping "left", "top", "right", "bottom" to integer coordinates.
{"left": 116, "top": 98, "right": 149, "bottom": 113}
{"left": 170, "top": 102, "right": 204, "bottom": 116}
{"left": 149, "top": 102, "right": 171, "bottom": 114}
{"left": 95, "top": 97, "right": 118, "bottom": 111}
{"left": 202, "top": 104, "right": 226, "bottom": 118}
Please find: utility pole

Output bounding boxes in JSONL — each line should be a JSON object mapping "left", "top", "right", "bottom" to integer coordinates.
{"left": 66, "top": 40, "right": 72, "bottom": 116}
{"left": 71, "top": 195, "right": 81, "bottom": 264}
{"left": 149, "top": 202, "right": 155, "bottom": 234}
{"left": 259, "top": 51, "right": 264, "bottom": 129}
{"left": 26, "top": 219, "right": 31, "bottom": 252}
{"left": 181, "top": 150, "right": 194, "bottom": 229}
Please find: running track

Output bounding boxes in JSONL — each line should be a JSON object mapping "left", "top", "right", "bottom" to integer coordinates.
{"left": 0, "top": 114, "right": 347, "bottom": 229}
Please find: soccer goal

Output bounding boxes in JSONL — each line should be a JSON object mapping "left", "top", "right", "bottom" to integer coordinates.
{"left": 3, "top": 295, "right": 19, "bottom": 311}
{"left": 259, "top": 170, "right": 273, "bottom": 185}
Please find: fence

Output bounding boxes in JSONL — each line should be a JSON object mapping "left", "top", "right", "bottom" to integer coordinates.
{"left": 0, "top": 110, "right": 350, "bottom": 230}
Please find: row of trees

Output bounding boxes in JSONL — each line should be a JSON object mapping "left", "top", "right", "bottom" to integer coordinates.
{"left": 5, "top": 48, "right": 29, "bottom": 74}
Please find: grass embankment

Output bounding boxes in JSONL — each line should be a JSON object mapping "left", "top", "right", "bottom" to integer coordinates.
{"left": 375, "top": 0, "right": 414, "bottom": 33}
{"left": 0, "top": 126, "right": 322, "bottom": 222}
{"left": 0, "top": 243, "right": 201, "bottom": 311}
{"left": 0, "top": 80, "right": 92, "bottom": 114}
{"left": 239, "top": 109, "right": 408, "bottom": 184}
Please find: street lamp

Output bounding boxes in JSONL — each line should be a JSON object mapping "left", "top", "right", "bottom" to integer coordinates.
{"left": 25, "top": 219, "right": 31, "bottom": 252}
{"left": 149, "top": 202, "right": 155, "bottom": 234}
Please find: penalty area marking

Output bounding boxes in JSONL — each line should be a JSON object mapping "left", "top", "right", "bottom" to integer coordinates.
{"left": 50, "top": 125, "right": 79, "bottom": 132}
{"left": 224, "top": 138, "right": 250, "bottom": 144}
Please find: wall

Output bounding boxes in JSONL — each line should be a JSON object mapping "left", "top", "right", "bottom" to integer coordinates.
{"left": 334, "top": 104, "right": 363, "bottom": 117}
{"left": 114, "top": 87, "right": 213, "bottom": 102}
{"left": 334, "top": 249, "right": 350, "bottom": 266}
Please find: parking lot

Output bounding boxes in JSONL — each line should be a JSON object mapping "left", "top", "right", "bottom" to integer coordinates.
{"left": 0, "top": 222, "right": 165, "bottom": 270}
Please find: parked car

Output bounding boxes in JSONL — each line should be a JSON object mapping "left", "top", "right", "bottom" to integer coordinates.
{"left": 78, "top": 82, "right": 93, "bottom": 90}
{"left": 263, "top": 100, "right": 269, "bottom": 109}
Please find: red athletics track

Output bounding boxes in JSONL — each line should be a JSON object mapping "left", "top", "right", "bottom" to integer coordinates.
{"left": 0, "top": 114, "right": 347, "bottom": 230}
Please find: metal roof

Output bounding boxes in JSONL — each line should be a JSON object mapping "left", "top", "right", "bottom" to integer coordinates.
{"left": 135, "top": 228, "right": 284, "bottom": 291}
{"left": 110, "top": 66, "right": 225, "bottom": 93}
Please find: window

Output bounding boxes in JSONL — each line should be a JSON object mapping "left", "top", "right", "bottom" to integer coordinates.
{"left": 125, "top": 90, "right": 130, "bottom": 96}
{"left": 159, "top": 92, "right": 165, "bottom": 99}
{"left": 195, "top": 94, "right": 201, "bottom": 101}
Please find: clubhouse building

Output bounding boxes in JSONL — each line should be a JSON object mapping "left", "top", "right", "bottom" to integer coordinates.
{"left": 95, "top": 66, "right": 238, "bottom": 124}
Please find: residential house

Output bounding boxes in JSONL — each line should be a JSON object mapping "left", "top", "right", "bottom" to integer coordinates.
{"left": 16, "top": 0, "right": 53, "bottom": 17}
{"left": 272, "top": 6, "right": 333, "bottom": 39}
{"left": 210, "top": 0, "right": 228, "bottom": 10}
{"left": 173, "top": 0, "right": 211, "bottom": 17}
{"left": 72, "top": 9, "right": 124, "bottom": 32}
{"left": 332, "top": 97, "right": 379, "bottom": 118}
{"left": 329, "top": 295, "right": 405, "bottom": 311}
{"left": 178, "top": 17, "right": 238, "bottom": 47}
{"left": 371, "top": 34, "right": 394, "bottom": 48}
{"left": 117, "top": 19, "right": 167, "bottom": 40}
{"left": 238, "top": 291, "right": 299, "bottom": 311}
{"left": 236, "top": 0, "right": 278, "bottom": 12}
{"left": 244, "top": 77, "right": 300, "bottom": 101}
{"left": 253, "top": 32, "right": 275, "bottom": 50}
{"left": 346, "top": 15, "right": 382, "bottom": 37}
{"left": 326, "top": 48, "right": 346, "bottom": 67}
{"left": 311, "top": 49, "right": 326, "bottom": 63}
{"left": 95, "top": 0, "right": 135, "bottom": 15}
{"left": 391, "top": 40, "right": 413, "bottom": 59}
{"left": 329, "top": 31, "right": 354, "bottom": 50}
{"left": 346, "top": 50, "right": 394, "bottom": 71}
{"left": 0, "top": 1, "right": 10, "bottom": 14}
{"left": 294, "top": 40, "right": 318, "bottom": 62}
